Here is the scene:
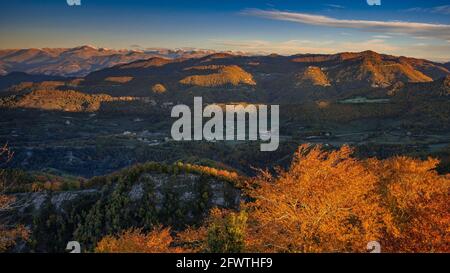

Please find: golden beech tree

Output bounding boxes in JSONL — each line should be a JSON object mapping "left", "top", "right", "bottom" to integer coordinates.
{"left": 369, "top": 156, "right": 449, "bottom": 252}
{"left": 95, "top": 226, "right": 183, "bottom": 253}
{"left": 243, "top": 145, "right": 449, "bottom": 253}
{"left": 243, "top": 145, "right": 390, "bottom": 253}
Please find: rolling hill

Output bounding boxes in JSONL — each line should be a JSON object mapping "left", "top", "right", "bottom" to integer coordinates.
{"left": 0, "top": 72, "right": 66, "bottom": 90}
{"left": 0, "top": 89, "right": 136, "bottom": 112}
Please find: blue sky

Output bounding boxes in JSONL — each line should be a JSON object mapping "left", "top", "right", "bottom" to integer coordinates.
{"left": 1, "top": 0, "right": 450, "bottom": 61}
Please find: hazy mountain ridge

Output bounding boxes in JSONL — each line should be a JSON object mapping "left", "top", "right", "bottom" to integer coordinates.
{"left": 0, "top": 46, "right": 221, "bottom": 77}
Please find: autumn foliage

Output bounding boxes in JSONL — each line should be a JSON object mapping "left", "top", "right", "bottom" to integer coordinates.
{"left": 369, "top": 155, "right": 449, "bottom": 252}
{"left": 0, "top": 144, "right": 29, "bottom": 252}
{"left": 95, "top": 226, "right": 183, "bottom": 253}
{"left": 242, "top": 145, "right": 449, "bottom": 252}
{"left": 95, "top": 145, "right": 449, "bottom": 253}
{"left": 244, "top": 145, "right": 387, "bottom": 252}
{"left": 175, "top": 208, "right": 247, "bottom": 253}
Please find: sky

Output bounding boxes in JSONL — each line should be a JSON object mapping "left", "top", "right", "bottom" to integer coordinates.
{"left": 1, "top": 0, "right": 450, "bottom": 62}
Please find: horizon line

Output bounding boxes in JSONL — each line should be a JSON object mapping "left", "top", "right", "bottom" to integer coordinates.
{"left": 1, "top": 44, "right": 448, "bottom": 63}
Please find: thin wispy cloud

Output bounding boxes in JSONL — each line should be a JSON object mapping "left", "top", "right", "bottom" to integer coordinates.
{"left": 406, "top": 5, "right": 450, "bottom": 15}
{"left": 324, "top": 4, "right": 345, "bottom": 9}
{"left": 242, "top": 9, "right": 450, "bottom": 40}
{"left": 372, "top": 35, "right": 392, "bottom": 39}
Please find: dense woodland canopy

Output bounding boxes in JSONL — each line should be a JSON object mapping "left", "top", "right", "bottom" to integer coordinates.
{"left": 92, "top": 145, "right": 449, "bottom": 253}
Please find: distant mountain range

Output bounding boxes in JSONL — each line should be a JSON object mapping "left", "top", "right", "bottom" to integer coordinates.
{"left": 0, "top": 45, "right": 222, "bottom": 77}
{"left": 0, "top": 48, "right": 449, "bottom": 105}
{"left": 2, "top": 46, "right": 448, "bottom": 83}
{"left": 74, "top": 50, "right": 449, "bottom": 100}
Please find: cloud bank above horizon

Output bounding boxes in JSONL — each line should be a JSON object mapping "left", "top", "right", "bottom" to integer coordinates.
{"left": 242, "top": 8, "right": 450, "bottom": 41}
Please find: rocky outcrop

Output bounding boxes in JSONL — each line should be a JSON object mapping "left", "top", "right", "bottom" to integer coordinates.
{"left": 4, "top": 165, "right": 242, "bottom": 252}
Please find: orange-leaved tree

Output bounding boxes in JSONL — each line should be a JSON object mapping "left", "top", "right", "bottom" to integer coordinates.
{"left": 244, "top": 144, "right": 390, "bottom": 252}
{"left": 368, "top": 156, "right": 449, "bottom": 252}
{"left": 94, "top": 226, "right": 183, "bottom": 253}
{"left": 243, "top": 144, "right": 449, "bottom": 253}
